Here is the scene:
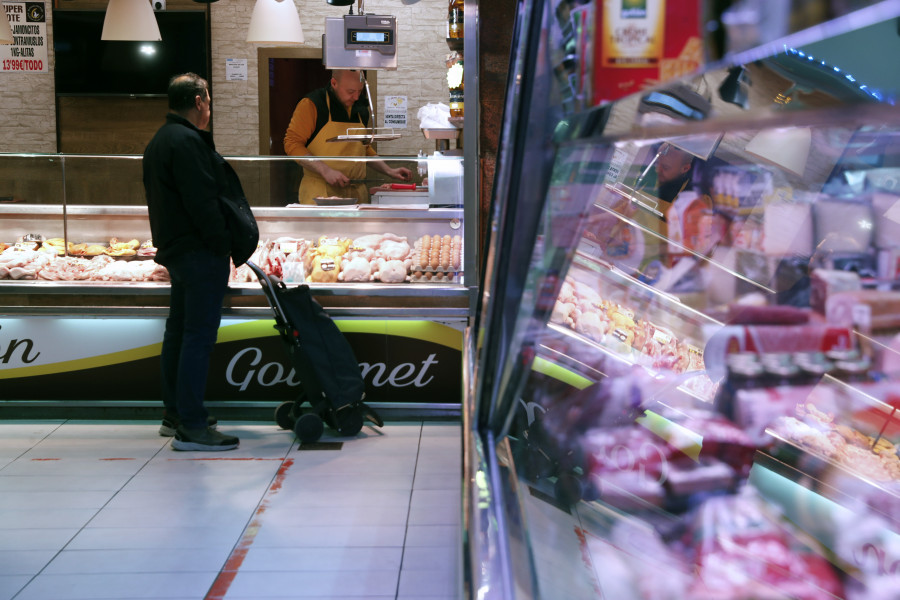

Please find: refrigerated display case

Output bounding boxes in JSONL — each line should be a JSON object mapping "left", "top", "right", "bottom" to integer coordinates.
{"left": 466, "top": 1, "right": 900, "bottom": 598}
{"left": 0, "top": 152, "right": 476, "bottom": 412}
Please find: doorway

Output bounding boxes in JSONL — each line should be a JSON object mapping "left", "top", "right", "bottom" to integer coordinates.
{"left": 258, "top": 48, "right": 377, "bottom": 205}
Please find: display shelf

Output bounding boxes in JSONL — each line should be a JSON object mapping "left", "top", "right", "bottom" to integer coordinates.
{"left": 468, "top": 1, "right": 900, "bottom": 599}
{"left": 753, "top": 445, "right": 900, "bottom": 528}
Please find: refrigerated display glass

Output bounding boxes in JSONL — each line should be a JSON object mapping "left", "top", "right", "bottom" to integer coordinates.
{"left": 466, "top": 1, "right": 900, "bottom": 598}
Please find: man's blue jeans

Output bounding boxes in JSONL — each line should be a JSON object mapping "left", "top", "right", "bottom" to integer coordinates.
{"left": 160, "top": 249, "right": 231, "bottom": 429}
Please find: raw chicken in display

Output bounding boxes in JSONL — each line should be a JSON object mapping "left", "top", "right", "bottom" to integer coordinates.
{"left": 372, "top": 258, "right": 410, "bottom": 283}
{"left": 341, "top": 233, "right": 412, "bottom": 283}
{"left": 549, "top": 274, "right": 707, "bottom": 379}
{"left": 338, "top": 256, "right": 374, "bottom": 282}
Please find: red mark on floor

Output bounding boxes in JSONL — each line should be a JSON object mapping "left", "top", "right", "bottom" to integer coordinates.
{"left": 204, "top": 457, "right": 294, "bottom": 600}
{"left": 30, "top": 458, "right": 60, "bottom": 461}
{"left": 168, "top": 458, "right": 283, "bottom": 461}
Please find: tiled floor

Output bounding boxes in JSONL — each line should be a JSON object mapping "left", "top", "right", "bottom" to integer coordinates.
{"left": 0, "top": 419, "right": 462, "bottom": 600}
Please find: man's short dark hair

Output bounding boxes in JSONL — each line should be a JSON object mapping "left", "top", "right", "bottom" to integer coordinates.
{"left": 168, "top": 73, "right": 208, "bottom": 113}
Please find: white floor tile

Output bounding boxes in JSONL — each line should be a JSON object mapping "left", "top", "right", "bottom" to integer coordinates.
{"left": 413, "top": 472, "right": 463, "bottom": 490}
{"left": 273, "top": 471, "right": 415, "bottom": 493}
{"left": 122, "top": 470, "right": 280, "bottom": 492}
{"left": 411, "top": 488, "right": 462, "bottom": 508}
{"left": 0, "top": 550, "right": 59, "bottom": 576}
{"left": 0, "top": 528, "right": 79, "bottom": 551}
{"left": 260, "top": 503, "right": 411, "bottom": 526}
{"left": 66, "top": 525, "right": 246, "bottom": 550}
{"left": 0, "top": 474, "right": 133, "bottom": 493}
{"left": 287, "top": 453, "right": 418, "bottom": 475}
{"left": 261, "top": 488, "right": 411, "bottom": 509}
{"left": 0, "top": 508, "right": 99, "bottom": 529}
{"left": 87, "top": 505, "right": 255, "bottom": 530}
{"left": 401, "top": 545, "right": 460, "bottom": 571}
{"left": 415, "top": 454, "right": 462, "bottom": 474}
{"left": 251, "top": 524, "right": 408, "bottom": 548}
{"left": 0, "top": 491, "right": 114, "bottom": 510}
{"left": 13, "top": 572, "right": 218, "bottom": 600}
{"left": 0, "top": 419, "right": 463, "bottom": 600}
{"left": 0, "top": 458, "right": 148, "bottom": 477}
{"left": 408, "top": 502, "right": 461, "bottom": 526}
{"left": 399, "top": 568, "right": 460, "bottom": 597}
{"left": 405, "top": 525, "right": 460, "bottom": 548}
{"left": 19, "top": 441, "right": 166, "bottom": 461}
{"left": 0, "top": 575, "right": 31, "bottom": 600}
{"left": 223, "top": 569, "right": 399, "bottom": 598}
{"left": 41, "top": 548, "right": 233, "bottom": 575}
{"left": 102, "top": 488, "right": 266, "bottom": 512}
{"left": 238, "top": 546, "right": 403, "bottom": 572}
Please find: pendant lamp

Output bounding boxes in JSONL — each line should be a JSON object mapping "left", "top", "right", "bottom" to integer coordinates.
{"left": 1, "top": 6, "right": 13, "bottom": 44}
{"left": 101, "top": 0, "right": 161, "bottom": 41}
{"left": 247, "top": 0, "right": 304, "bottom": 45}
{"left": 745, "top": 127, "right": 812, "bottom": 178}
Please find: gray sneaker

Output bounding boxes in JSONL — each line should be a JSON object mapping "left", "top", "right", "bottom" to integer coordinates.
{"left": 159, "top": 415, "right": 218, "bottom": 437}
{"left": 171, "top": 426, "right": 239, "bottom": 451}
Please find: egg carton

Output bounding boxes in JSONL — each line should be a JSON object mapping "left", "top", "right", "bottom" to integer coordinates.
{"left": 409, "top": 266, "right": 461, "bottom": 283}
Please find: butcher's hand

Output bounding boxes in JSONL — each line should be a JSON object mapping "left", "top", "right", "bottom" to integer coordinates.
{"left": 390, "top": 167, "right": 412, "bottom": 181}
{"left": 323, "top": 167, "right": 350, "bottom": 187}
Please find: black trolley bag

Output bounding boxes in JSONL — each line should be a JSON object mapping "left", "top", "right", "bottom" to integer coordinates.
{"left": 246, "top": 261, "right": 383, "bottom": 443}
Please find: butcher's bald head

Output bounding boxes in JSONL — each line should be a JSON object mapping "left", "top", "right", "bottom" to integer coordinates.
{"left": 331, "top": 70, "right": 365, "bottom": 111}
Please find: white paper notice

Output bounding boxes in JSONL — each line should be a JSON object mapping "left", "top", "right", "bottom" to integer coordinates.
{"left": 384, "top": 96, "right": 407, "bottom": 129}
{"left": 225, "top": 58, "right": 248, "bottom": 81}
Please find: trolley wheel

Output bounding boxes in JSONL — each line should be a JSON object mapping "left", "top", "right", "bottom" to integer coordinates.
{"left": 554, "top": 471, "right": 584, "bottom": 506}
{"left": 362, "top": 404, "right": 384, "bottom": 428}
{"left": 294, "top": 413, "right": 324, "bottom": 444}
{"left": 275, "top": 400, "right": 296, "bottom": 430}
{"left": 334, "top": 406, "right": 364, "bottom": 437}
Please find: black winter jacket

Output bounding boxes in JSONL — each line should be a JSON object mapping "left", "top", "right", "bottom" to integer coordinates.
{"left": 143, "top": 113, "right": 235, "bottom": 267}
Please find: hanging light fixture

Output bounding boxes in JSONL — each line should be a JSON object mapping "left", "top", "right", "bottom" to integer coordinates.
{"left": 1, "top": 5, "right": 14, "bottom": 44}
{"left": 101, "top": 0, "right": 161, "bottom": 41}
{"left": 247, "top": 0, "right": 304, "bottom": 45}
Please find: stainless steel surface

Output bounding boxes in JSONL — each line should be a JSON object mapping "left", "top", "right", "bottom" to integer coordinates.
{"left": 463, "top": 0, "right": 479, "bottom": 315}
{"left": 0, "top": 280, "right": 471, "bottom": 298}
{"left": 323, "top": 14, "right": 399, "bottom": 71}
{"left": 422, "top": 128, "right": 460, "bottom": 140}
{"left": 325, "top": 130, "right": 402, "bottom": 143}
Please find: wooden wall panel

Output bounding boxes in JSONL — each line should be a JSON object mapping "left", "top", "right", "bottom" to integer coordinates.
{"left": 57, "top": 96, "right": 168, "bottom": 156}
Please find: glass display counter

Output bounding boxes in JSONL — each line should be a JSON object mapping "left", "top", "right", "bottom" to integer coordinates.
{"left": 466, "top": 1, "right": 900, "bottom": 598}
{"left": 0, "top": 153, "right": 475, "bottom": 411}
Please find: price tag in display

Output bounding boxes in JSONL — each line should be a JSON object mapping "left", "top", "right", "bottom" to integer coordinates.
{"left": 605, "top": 147, "right": 628, "bottom": 184}
{"left": 852, "top": 303, "right": 872, "bottom": 331}
{"left": 279, "top": 241, "right": 298, "bottom": 255}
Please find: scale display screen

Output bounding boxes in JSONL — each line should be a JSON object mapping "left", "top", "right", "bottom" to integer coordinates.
{"left": 325, "top": 15, "right": 398, "bottom": 69}
{"left": 348, "top": 29, "right": 393, "bottom": 45}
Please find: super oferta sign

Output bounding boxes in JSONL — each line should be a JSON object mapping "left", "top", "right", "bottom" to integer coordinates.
{"left": 1, "top": 1, "right": 48, "bottom": 73}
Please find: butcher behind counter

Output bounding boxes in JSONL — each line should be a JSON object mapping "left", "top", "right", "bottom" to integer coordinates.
{"left": 283, "top": 69, "right": 411, "bottom": 204}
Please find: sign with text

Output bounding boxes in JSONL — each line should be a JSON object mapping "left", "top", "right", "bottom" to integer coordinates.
{"left": 225, "top": 58, "right": 247, "bottom": 81}
{"left": 0, "top": 316, "right": 463, "bottom": 404}
{"left": 383, "top": 96, "right": 407, "bottom": 128}
{"left": 0, "top": 1, "right": 48, "bottom": 73}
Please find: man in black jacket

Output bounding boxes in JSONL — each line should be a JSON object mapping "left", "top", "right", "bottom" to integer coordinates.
{"left": 143, "top": 72, "right": 239, "bottom": 451}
